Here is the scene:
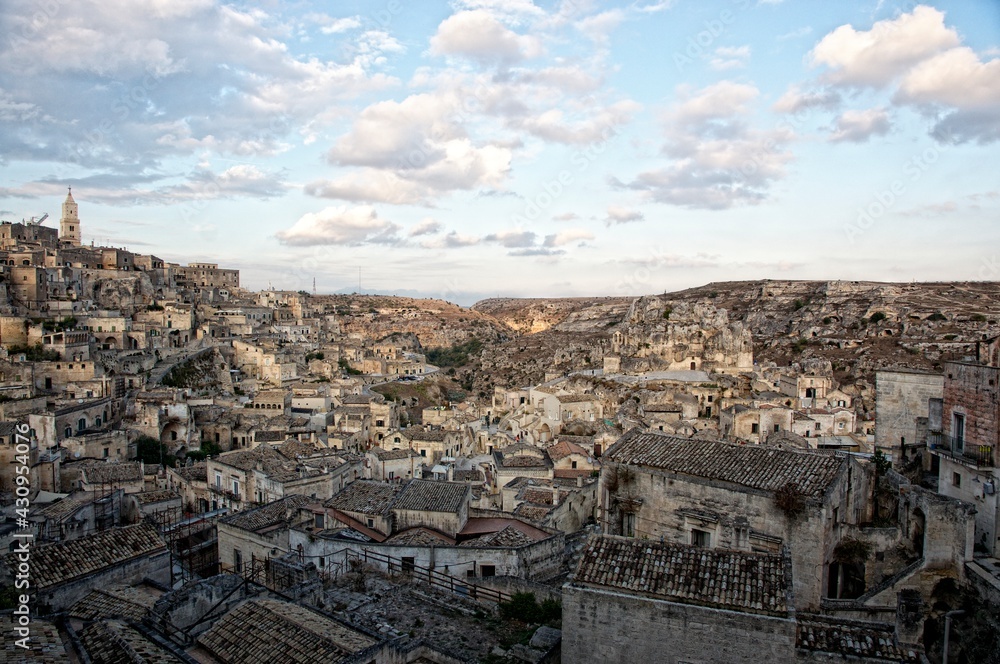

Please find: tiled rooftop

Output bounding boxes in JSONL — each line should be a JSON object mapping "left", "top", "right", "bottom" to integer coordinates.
{"left": 80, "top": 619, "right": 183, "bottom": 663}
{"left": 197, "top": 598, "right": 378, "bottom": 663}
{"left": 453, "top": 469, "right": 485, "bottom": 482}
{"left": 369, "top": 446, "right": 419, "bottom": 461}
{"left": 386, "top": 527, "right": 455, "bottom": 546}
{"left": 0, "top": 615, "right": 67, "bottom": 663}
{"left": 135, "top": 489, "right": 181, "bottom": 505}
{"left": 392, "top": 479, "right": 469, "bottom": 513}
{"left": 405, "top": 429, "right": 450, "bottom": 442}
{"left": 6, "top": 523, "right": 166, "bottom": 589}
{"left": 221, "top": 494, "right": 311, "bottom": 532}
{"left": 796, "top": 616, "right": 922, "bottom": 662}
{"left": 573, "top": 535, "right": 789, "bottom": 616}
{"left": 546, "top": 439, "right": 590, "bottom": 461}
{"left": 33, "top": 496, "right": 86, "bottom": 522}
{"left": 325, "top": 480, "right": 403, "bottom": 515}
{"left": 171, "top": 461, "right": 207, "bottom": 482}
{"left": 605, "top": 429, "right": 844, "bottom": 497}
{"left": 78, "top": 460, "right": 144, "bottom": 484}
{"left": 462, "top": 525, "right": 536, "bottom": 548}
{"left": 69, "top": 588, "right": 155, "bottom": 622}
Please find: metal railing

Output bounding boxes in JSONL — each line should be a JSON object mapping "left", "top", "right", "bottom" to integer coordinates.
{"left": 929, "top": 432, "right": 995, "bottom": 468}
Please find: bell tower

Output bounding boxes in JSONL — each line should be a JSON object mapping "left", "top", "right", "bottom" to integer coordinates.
{"left": 60, "top": 188, "right": 81, "bottom": 246}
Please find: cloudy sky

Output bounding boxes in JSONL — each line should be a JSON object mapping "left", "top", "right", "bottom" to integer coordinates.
{"left": 1, "top": 1, "right": 998, "bottom": 304}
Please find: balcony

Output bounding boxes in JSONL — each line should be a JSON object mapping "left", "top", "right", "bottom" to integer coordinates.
{"left": 929, "top": 432, "right": 995, "bottom": 468}
{"left": 209, "top": 484, "right": 242, "bottom": 502}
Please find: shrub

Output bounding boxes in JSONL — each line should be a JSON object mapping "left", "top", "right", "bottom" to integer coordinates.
{"left": 774, "top": 482, "right": 806, "bottom": 519}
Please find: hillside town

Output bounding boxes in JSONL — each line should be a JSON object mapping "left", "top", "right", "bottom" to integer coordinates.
{"left": 1, "top": 194, "right": 998, "bottom": 663}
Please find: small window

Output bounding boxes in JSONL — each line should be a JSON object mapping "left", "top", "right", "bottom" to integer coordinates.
{"left": 952, "top": 472, "right": 962, "bottom": 488}
{"left": 751, "top": 423, "right": 759, "bottom": 434}
{"left": 691, "top": 529, "right": 711, "bottom": 548}
{"left": 480, "top": 564, "right": 496, "bottom": 577}
{"left": 774, "top": 424, "right": 780, "bottom": 433}
{"left": 366, "top": 518, "right": 374, "bottom": 528}
{"left": 571, "top": 460, "right": 578, "bottom": 469}
{"left": 314, "top": 513, "right": 324, "bottom": 529}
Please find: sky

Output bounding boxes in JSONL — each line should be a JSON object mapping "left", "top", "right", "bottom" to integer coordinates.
{"left": 1, "top": 0, "right": 998, "bottom": 305}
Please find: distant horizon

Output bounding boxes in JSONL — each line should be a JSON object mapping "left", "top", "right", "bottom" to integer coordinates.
{"left": 2, "top": 1, "right": 998, "bottom": 302}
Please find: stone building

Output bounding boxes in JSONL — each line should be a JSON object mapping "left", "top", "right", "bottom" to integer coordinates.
{"left": 931, "top": 357, "right": 1000, "bottom": 557}
{"left": 600, "top": 430, "right": 870, "bottom": 611}
{"left": 876, "top": 369, "right": 944, "bottom": 467}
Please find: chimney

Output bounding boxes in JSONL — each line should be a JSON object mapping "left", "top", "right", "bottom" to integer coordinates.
{"left": 552, "top": 486, "right": 560, "bottom": 506}
{"left": 577, "top": 475, "right": 584, "bottom": 488}
{"left": 447, "top": 465, "right": 454, "bottom": 482}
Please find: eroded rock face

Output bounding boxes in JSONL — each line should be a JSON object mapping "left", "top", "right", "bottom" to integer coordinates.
{"left": 83, "top": 273, "right": 155, "bottom": 315}
{"left": 611, "top": 297, "right": 753, "bottom": 373}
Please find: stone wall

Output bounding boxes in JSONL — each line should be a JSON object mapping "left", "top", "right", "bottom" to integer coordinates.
{"left": 562, "top": 583, "right": 796, "bottom": 664}
{"left": 875, "top": 370, "right": 943, "bottom": 467}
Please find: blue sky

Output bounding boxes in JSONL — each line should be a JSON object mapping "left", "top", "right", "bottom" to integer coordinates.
{"left": 1, "top": 0, "right": 998, "bottom": 304}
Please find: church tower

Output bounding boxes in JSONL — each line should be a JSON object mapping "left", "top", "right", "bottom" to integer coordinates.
{"left": 60, "top": 188, "right": 81, "bottom": 246}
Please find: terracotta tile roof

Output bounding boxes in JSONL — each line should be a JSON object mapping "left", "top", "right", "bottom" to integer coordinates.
{"left": 279, "top": 439, "right": 321, "bottom": 458}
{"left": 80, "top": 619, "right": 183, "bottom": 663}
{"left": 512, "top": 504, "right": 551, "bottom": 521}
{"left": 605, "top": 429, "right": 844, "bottom": 497}
{"left": 33, "top": 496, "right": 87, "bottom": 521}
{"left": 78, "top": 461, "right": 144, "bottom": 484}
{"left": 221, "top": 494, "right": 311, "bottom": 532}
{"left": 393, "top": 479, "right": 469, "bottom": 513}
{"left": 573, "top": 535, "right": 789, "bottom": 616}
{"left": 135, "top": 489, "right": 181, "bottom": 505}
{"left": 502, "top": 455, "right": 552, "bottom": 468}
{"left": 796, "top": 616, "right": 922, "bottom": 662}
{"left": 369, "top": 446, "right": 420, "bottom": 461}
{"left": 405, "top": 429, "right": 450, "bottom": 442}
{"left": 546, "top": 439, "right": 590, "bottom": 462}
{"left": 171, "top": 461, "right": 207, "bottom": 482}
{"left": 6, "top": 523, "right": 166, "bottom": 589}
{"left": 0, "top": 615, "right": 67, "bottom": 662}
{"left": 325, "top": 480, "right": 402, "bottom": 515}
{"left": 556, "top": 393, "right": 597, "bottom": 403}
{"left": 69, "top": 588, "right": 155, "bottom": 622}
{"left": 386, "top": 527, "right": 456, "bottom": 546}
{"left": 197, "top": 598, "right": 378, "bottom": 663}
{"left": 462, "top": 525, "right": 536, "bottom": 548}
{"left": 453, "top": 469, "right": 485, "bottom": 482}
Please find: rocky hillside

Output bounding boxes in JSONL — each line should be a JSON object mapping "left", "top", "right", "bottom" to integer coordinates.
{"left": 317, "top": 294, "right": 510, "bottom": 349}
{"left": 466, "top": 281, "right": 1000, "bottom": 392}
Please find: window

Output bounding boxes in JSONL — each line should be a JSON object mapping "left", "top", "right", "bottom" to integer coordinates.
{"left": 366, "top": 518, "right": 374, "bottom": 528}
{"left": 103, "top": 447, "right": 109, "bottom": 458}
{"left": 314, "top": 513, "right": 325, "bottom": 529}
{"left": 953, "top": 413, "right": 965, "bottom": 452}
{"left": 751, "top": 423, "right": 759, "bottom": 434}
{"left": 571, "top": 460, "right": 578, "bottom": 469}
{"left": 774, "top": 424, "right": 781, "bottom": 433}
{"left": 215, "top": 473, "right": 222, "bottom": 487}
{"left": 480, "top": 564, "right": 496, "bottom": 577}
{"left": 232, "top": 479, "right": 240, "bottom": 496}
{"left": 815, "top": 423, "right": 821, "bottom": 430}
{"left": 233, "top": 548, "right": 243, "bottom": 572}
{"left": 952, "top": 472, "right": 962, "bottom": 488}
{"left": 420, "top": 449, "right": 426, "bottom": 457}
{"left": 622, "top": 512, "right": 636, "bottom": 538}
{"left": 691, "top": 529, "right": 711, "bottom": 548}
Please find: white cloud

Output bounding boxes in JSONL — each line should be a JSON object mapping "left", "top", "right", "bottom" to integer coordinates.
{"left": 483, "top": 230, "right": 538, "bottom": 248}
{"left": 409, "top": 218, "right": 442, "bottom": 236}
{"left": 605, "top": 205, "right": 644, "bottom": 225}
{"left": 551, "top": 212, "right": 580, "bottom": 221}
{"left": 896, "top": 46, "right": 1000, "bottom": 109}
{"left": 275, "top": 205, "right": 399, "bottom": 246}
{"left": 321, "top": 16, "right": 361, "bottom": 34}
{"left": 575, "top": 10, "right": 625, "bottom": 44}
{"left": 772, "top": 86, "right": 841, "bottom": 113}
{"left": 429, "top": 10, "right": 543, "bottom": 64}
{"left": 519, "top": 101, "right": 639, "bottom": 145}
{"left": 709, "top": 45, "right": 751, "bottom": 71}
{"left": 829, "top": 108, "right": 891, "bottom": 143}
{"left": 420, "top": 231, "right": 480, "bottom": 248}
{"left": 809, "top": 6, "right": 960, "bottom": 88}
{"left": 543, "top": 229, "right": 594, "bottom": 246}
{"left": 620, "top": 81, "right": 794, "bottom": 209}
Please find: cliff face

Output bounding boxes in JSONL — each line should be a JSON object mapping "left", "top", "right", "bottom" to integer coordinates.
{"left": 467, "top": 280, "right": 1000, "bottom": 392}
{"left": 612, "top": 297, "right": 753, "bottom": 373}
{"left": 83, "top": 273, "right": 155, "bottom": 316}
